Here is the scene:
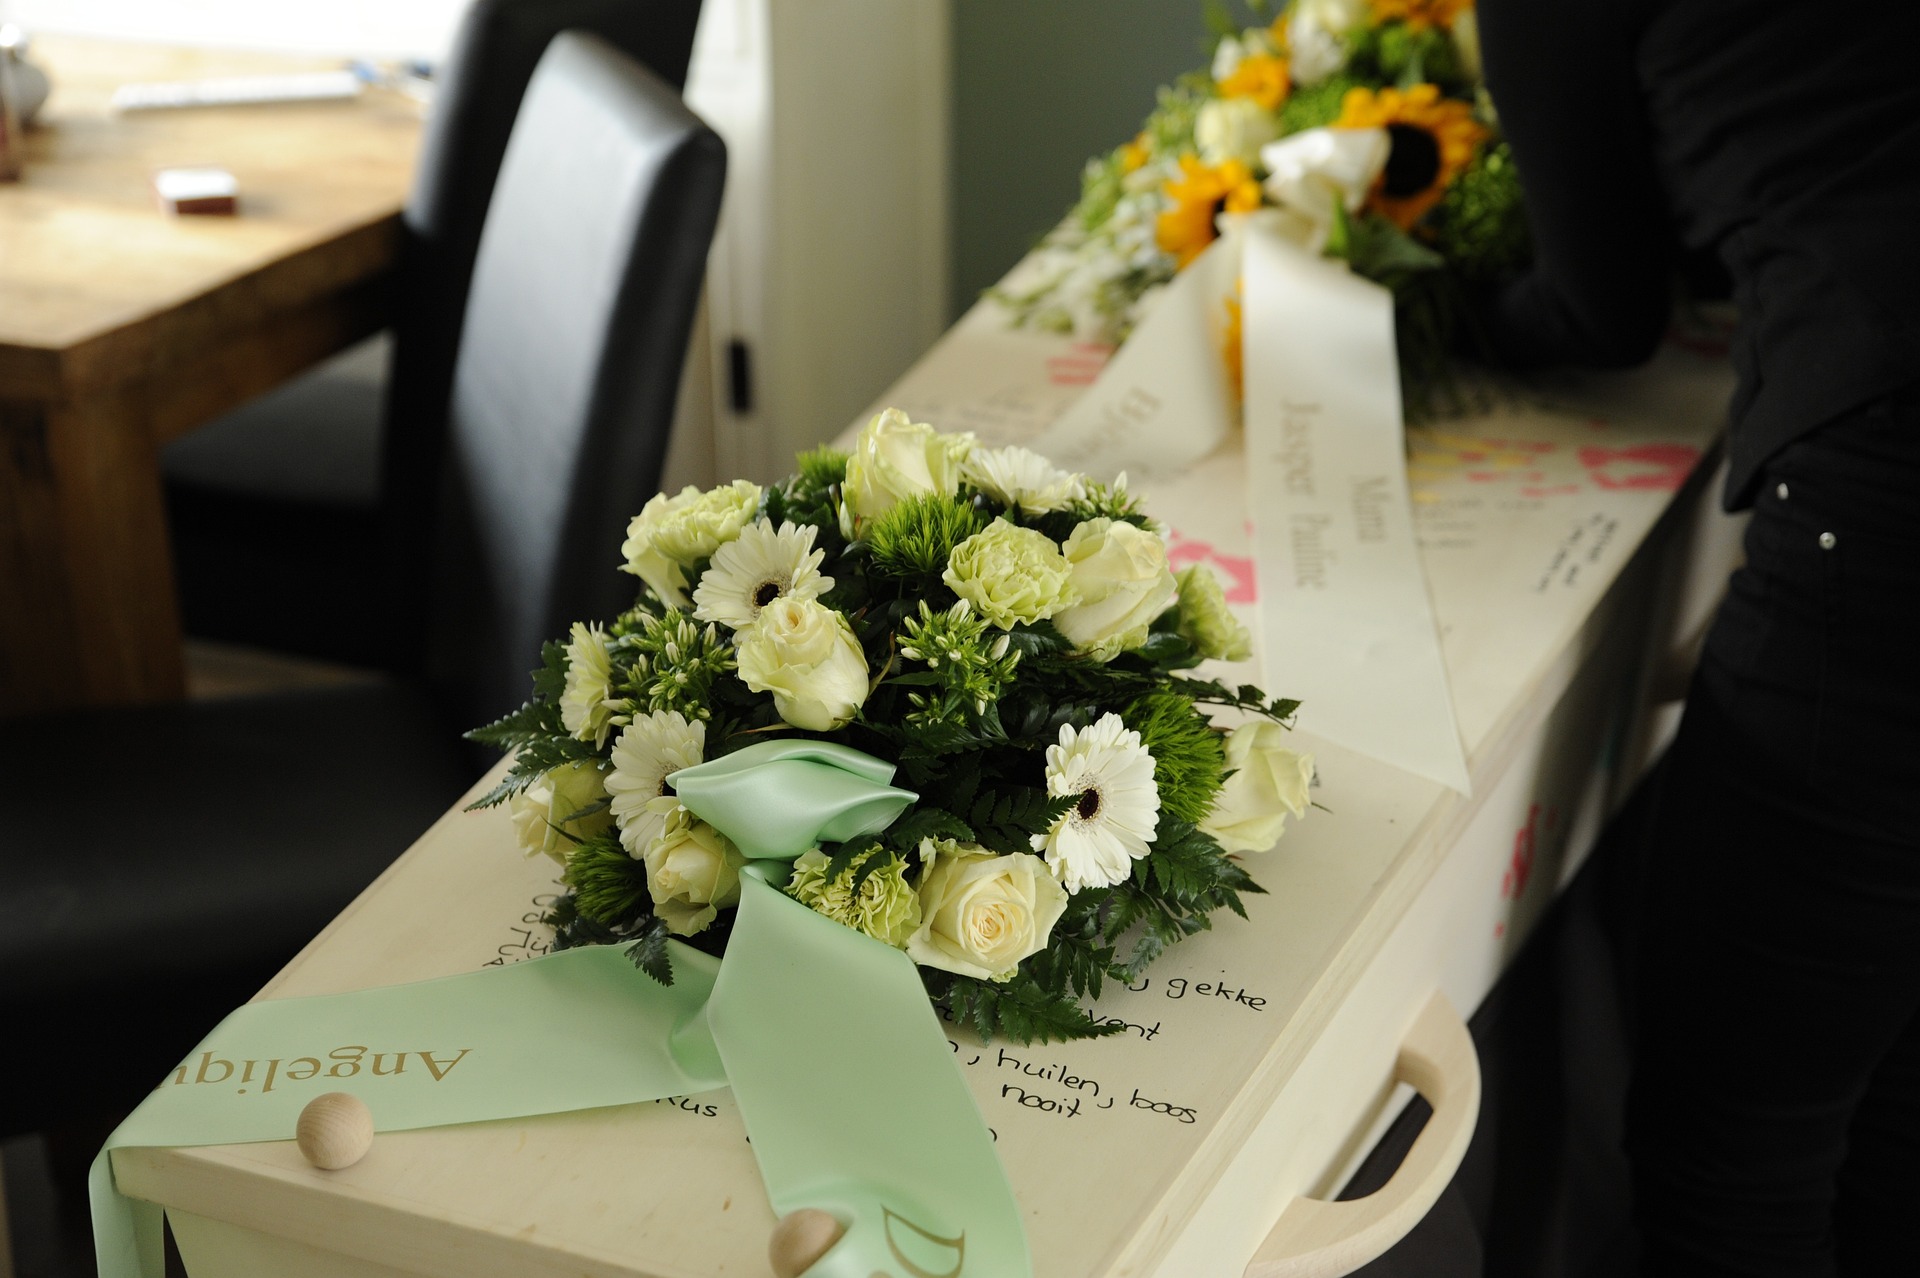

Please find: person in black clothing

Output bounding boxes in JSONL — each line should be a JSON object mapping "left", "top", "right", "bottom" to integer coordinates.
{"left": 1474, "top": 1, "right": 1920, "bottom": 1275}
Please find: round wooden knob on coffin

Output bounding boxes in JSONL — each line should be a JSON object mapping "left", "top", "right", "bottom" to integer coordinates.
{"left": 296, "top": 1092, "right": 374, "bottom": 1170}
{"left": 768, "top": 1208, "right": 844, "bottom": 1278}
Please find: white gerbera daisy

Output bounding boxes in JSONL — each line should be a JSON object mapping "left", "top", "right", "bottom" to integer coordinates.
{"left": 962, "top": 446, "right": 1088, "bottom": 516}
{"left": 560, "top": 622, "right": 619, "bottom": 746}
{"left": 692, "top": 519, "right": 833, "bottom": 631}
{"left": 1030, "top": 713, "right": 1160, "bottom": 892}
{"left": 606, "top": 710, "right": 706, "bottom": 857}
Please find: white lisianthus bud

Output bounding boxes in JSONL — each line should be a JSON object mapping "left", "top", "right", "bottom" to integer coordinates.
{"left": 1195, "top": 97, "right": 1281, "bottom": 168}
{"left": 843, "top": 408, "right": 972, "bottom": 522}
{"left": 508, "top": 760, "right": 614, "bottom": 864}
{"left": 642, "top": 806, "right": 746, "bottom": 936}
{"left": 1052, "top": 518, "right": 1179, "bottom": 661}
{"left": 735, "top": 597, "right": 872, "bottom": 731}
{"left": 1201, "top": 722, "right": 1314, "bottom": 853}
{"left": 620, "top": 479, "right": 763, "bottom": 609}
{"left": 942, "top": 520, "right": 1078, "bottom": 630}
{"left": 906, "top": 840, "right": 1067, "bottom": 981}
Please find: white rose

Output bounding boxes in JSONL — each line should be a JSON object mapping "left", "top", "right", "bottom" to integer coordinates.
{"left": 643, "top": 807, "right": 746, "bottom": 936}
{"left": 1259, "top": 127, "right": 1391, "bottom": 253}
{"left": 1287, "top": 0, "right": 1367, "bottom": 85}
{"left": 843, "top": 408, "right": 973, "bottom": 522}
{"left": 906, "top": 840, "right": 1067, "bottom": 981}
{"left": 735, "top": 596, "right": 872, "bottom": 731}
{"left": 508, "top": 760, "right": 614, "bottom": 864}
{"left": 1201, "top": 722, "right": 1314, "bottom": 853}
{"left": 1195, "top": 97, "right": 1281, "bottom": 168}
{"left": 620, "top": 479, "right": 763, "bottom": 609}
{"left": 1052, "top": 518, "right": 1179, "bottom": 661}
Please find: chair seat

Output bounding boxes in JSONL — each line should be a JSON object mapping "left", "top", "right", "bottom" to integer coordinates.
{"left": 1, "top": 681, "right": 481, "bottom": 1009}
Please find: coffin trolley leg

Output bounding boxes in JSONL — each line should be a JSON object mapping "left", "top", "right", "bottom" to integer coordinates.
{"left": 1246, "top": 991, "right": 1480, "bottom": 1278}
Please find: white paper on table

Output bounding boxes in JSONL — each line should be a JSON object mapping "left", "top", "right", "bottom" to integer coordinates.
{"left": 1028, "top": 228, "right": 1242, "bottom": 481}
{"left": 1242, "top": 227, "right": 1470, "bottom": 794}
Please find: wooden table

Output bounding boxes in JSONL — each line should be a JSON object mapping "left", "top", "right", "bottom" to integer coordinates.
{"left": 0, "top": 37, "right": 420, "bottom": 716}
{"left": 106, "top": 293, "right": 1743, "bottom": 1276}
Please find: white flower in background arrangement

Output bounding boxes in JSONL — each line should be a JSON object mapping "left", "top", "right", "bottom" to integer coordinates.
{"left": 509, "top": 760, "right": 614, "bottom": 864}
{"left": 1201, "top": 722, "right": 1315, "bottom": 854}
{"left": 1287, "top": 0, "right": 1367, "bottom": 85}
{"left": 843, "top": 408, "right": 974, "bottom": 522}
{"left": 735, "top": 596, "right": 872, "bottom": 731}
{"left": 642, "top": 805, "right": 746, "bottom": 936}
{"left": 1052, "top": 517, "right": 1179, "bottom": 661}
{"left": 606, "top": 709, "right": 706, "bottom": 857}
{"left": 907, "top": 839, "right": 1068, "bottom": 980}
{"left": 1032, "top": 713, "right": 1161, "bottom": 892}
{"left": 1195, "top": 96, "right": 1281, "bottom": 168}
{"left": 962, "top": 445, "right": 1087, "bottom": 516}
{"left": 692, "top": 519, "right": 833, "bottom": 632}
{"left": 1260, "top": 127, "right": 1391, "bottom": 252}
{"left": 1451, "top": 10, "right": 1482, "bottom": 82}
{"left": 620, "top": 479, "right": 763, "bottom": 609}
{"left": 1209, "top": 26, "right": 1277, "bottom": 82}
{"left": 560, "top": 622, "right": 620, "bottom": 746}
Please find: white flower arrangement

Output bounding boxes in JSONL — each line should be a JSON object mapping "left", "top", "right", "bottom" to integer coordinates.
{"left": 470, "top": 411, "right": 1311, "bottom": 1043}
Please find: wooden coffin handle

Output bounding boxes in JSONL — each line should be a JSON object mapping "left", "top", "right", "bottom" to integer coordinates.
{"left": 1246, "top": 990, "right": 1481, "bottom": 1278}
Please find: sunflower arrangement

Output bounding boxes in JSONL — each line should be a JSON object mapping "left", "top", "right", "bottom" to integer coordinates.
{"left": 469, "top": 410, "right": 1312, "bottom": 1043}
{"left": 995, "top": 0, "right": 1529, "bottom": 412}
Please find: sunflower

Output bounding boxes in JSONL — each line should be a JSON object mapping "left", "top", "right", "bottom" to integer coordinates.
{"left": 1218, "top": 51, "right": 1291, "bottom": 112}
{"left": 1334, "top": 83, "right": 1488, "bottom": 230}
{"left": 1118, "top": 131, "right": 1151, "bottom": 175}
{"left": 1369, "top": 0, "right": 1473, "bottom": 33}
{"left": 1156, "top": 155, "right": 1263, "bottom": 268}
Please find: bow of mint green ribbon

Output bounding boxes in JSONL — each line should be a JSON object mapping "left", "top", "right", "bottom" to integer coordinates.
{"left": 91, "top": 740, "right": 1030, "bottom": 1278}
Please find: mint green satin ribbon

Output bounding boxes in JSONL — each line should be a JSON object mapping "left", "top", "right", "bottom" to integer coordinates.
{"left": 91, "top": 741, "right": 1030, "bottom": 1278}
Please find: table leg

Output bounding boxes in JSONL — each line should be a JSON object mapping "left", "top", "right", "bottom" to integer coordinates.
{"left": 1, "top": 389, "right": 186, "bottom": 716}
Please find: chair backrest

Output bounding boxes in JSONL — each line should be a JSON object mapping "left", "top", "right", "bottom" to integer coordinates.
{"left": 382, "top": 0, "right": 704, "bottom": 587}
{"left": 424, "top": 31, "right": 725, "bottom": 727}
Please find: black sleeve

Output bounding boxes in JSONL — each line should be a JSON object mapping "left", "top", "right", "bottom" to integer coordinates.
{"left": 1475, "top": 0, "right": 1674, "bottom": 369}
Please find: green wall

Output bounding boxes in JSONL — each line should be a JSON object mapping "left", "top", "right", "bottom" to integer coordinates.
{"left": 947, "top": 1, "right": 1228, "bottom": 319}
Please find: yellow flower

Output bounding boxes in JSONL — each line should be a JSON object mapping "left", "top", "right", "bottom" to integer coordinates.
{"left": 1369, "top": 0, "right": 1473, "bottom": 33}
{"left": 1156, "top": 155, "right": 1263, "bottom": 269}
{"left": 1217, "top": 51, "right": 1291, "bottom": 112}
{"left": 1334, "top": 83, "right": 1487, "bottom": 230}
{"left": 1119, "top": 133, "right": 1151, "bottom": 174}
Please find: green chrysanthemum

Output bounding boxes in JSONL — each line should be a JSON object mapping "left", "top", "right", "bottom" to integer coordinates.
{"left": 1121, "top": 691, "right": 1226, "bottom": 826}
{"left": 866, "top": 492, "right": 987, "bottom": 581}
{"left": 1277, "top": 72, "right": 1365, "bottom": 134}
{"left": 786, "top": 846, "right": 921, "bottom": 948}
{"left": 563, "top": 833, "right": 652, "bottom": 928}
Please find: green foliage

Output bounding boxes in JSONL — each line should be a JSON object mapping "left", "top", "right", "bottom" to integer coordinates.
{"left": 624, "top": 915, "right": 675, "bottom": 985}
{"left": 563, "top": 834, "right": 652, "bottom": 928}
{"left": 865, "top": 494, "right": 985, "bottom": 581}
{"left": 796, "top": 446, "right": 849, "bottom": 491}
{"left": 968, "top": 787, "right": 1073, "bottom": 855}
{"left": 1277, "top": 73, "right": 1364, "bottom": 133}
{"left": 1434, "top": 141, "right": 1532, "bottom": 285}
{"left": 1122, "top": 692, "right": 1226, "bottom": 825}
{"left": 463, "top": 734, "right": 598, "bottom": 811}
{"left": 1334, "top": 208, "right": 1447, "bottom": 287}
{"left": 931, "top": 972, "right": 1126, "bottom": 1045}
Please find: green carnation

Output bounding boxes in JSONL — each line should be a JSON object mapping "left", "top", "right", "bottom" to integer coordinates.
{"left": 942, "top": 519, "right": 1077, "bottom": 630}
{"left": 1175, "top": 565, "right": 1252, "bottom": 662}
{"left": 787, "top": 846, "right": 921, "bottom": 948}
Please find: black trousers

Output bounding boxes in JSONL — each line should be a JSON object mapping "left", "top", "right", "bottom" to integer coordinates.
{"left": 1628, "top": 388, "right": 1920, "bottom": 1278}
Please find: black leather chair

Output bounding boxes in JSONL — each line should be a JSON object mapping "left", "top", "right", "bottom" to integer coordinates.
{"left": 161, "top": 0, "right": 704, "bottom": 670}
{"left": 0, "top": 32, "right": 726, "bottom": 1137}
